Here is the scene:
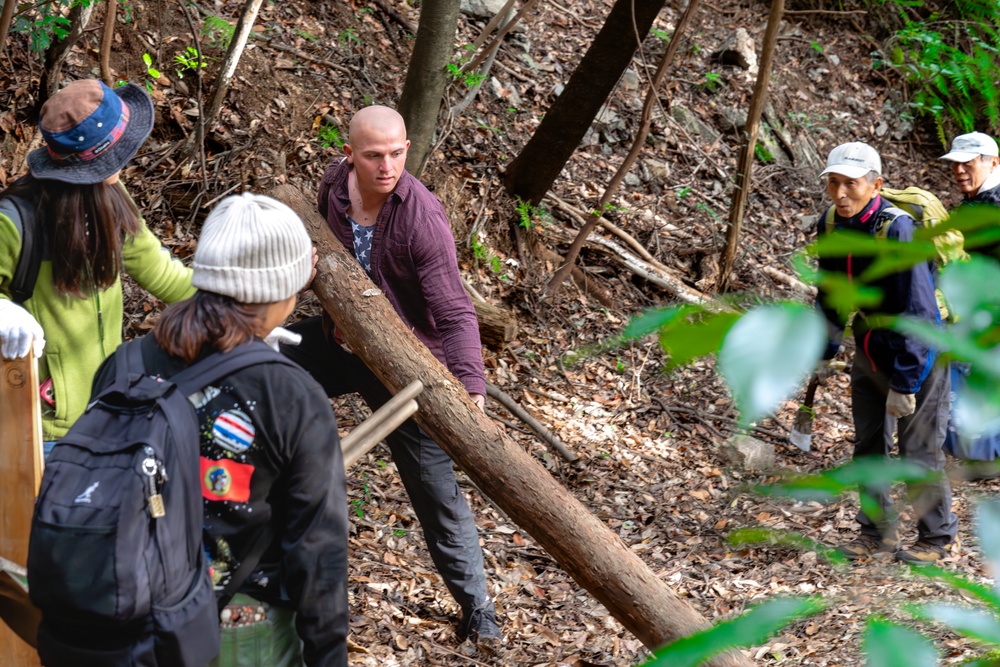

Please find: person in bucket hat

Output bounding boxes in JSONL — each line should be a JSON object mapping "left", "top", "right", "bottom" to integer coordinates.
{"left": 814, "top": 142, "right": 956, "bottom": 565}
{"left": 0, "top": 79, "right": 194, "bottom": 445}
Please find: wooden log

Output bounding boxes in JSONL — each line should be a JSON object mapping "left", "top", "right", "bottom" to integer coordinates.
{"left": 270, "top": 184, "right": 753, "bottom": 665}
{"left": 471, "top": 297, "right": 516, "bottom": 352}
{"left": 0, "top": 354, "right": 44, "bottom": 663}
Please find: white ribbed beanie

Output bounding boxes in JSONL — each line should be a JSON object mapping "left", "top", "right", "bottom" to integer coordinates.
{"left": 192, "top": 193, "right": 312, "bottom": 303}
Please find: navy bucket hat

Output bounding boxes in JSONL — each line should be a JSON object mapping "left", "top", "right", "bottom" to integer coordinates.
{"left": 27, "top": 80, "right": 154, "bottom": 184}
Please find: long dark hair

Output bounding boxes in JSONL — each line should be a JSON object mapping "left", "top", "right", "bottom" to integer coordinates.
{"left": 153, "top": 291, "right": 262, "bottom": 364}
{"left": 0, "top": 174, "right": 142, "bottom": 296}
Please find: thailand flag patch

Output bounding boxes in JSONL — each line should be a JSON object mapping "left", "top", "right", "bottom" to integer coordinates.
{"left": 212, "top": 409, "right": 255, "bottom": 454}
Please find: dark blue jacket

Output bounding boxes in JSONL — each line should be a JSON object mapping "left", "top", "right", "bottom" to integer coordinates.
{"left": 817, "top": 195, "right": 940, "bottom": 394}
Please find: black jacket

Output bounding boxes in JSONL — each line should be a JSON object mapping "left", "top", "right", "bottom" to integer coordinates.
{"left": 93, "top": 335, "right": 349, "bottom": 667}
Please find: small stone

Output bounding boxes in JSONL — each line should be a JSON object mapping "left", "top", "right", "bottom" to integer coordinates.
{"left": 722, "top": 435, "right": 775, "bottom": 471}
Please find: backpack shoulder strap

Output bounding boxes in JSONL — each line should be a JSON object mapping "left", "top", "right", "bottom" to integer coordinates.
{"left": 169, "top": 340, "right": 296, "bottom": 397}
{"left": 823, "top": 205, "right": 836, "bottom": 234}
{"left": 2, "top": 195, "right": 43, "bottom": 304}
{"left": 874, "top": 207, "right": 910, "bottom": 238}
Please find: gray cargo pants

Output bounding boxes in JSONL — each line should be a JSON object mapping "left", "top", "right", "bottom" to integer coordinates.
{"left": 851, "top": 354, "right": 957, "bottom": 545}
{"left": 282, "top": 316, "right": 493, "bottom": 617}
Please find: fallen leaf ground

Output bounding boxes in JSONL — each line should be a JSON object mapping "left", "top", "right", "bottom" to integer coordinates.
{"left": 1, "top": 0, "right": 995, "bottom": 665}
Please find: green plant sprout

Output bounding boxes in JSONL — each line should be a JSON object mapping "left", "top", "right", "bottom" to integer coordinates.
{"left": 515, "top": 197, "right": 551, "bottom": 230}
{"left": 338, "top": 27, "right": 360, "bottom": 45}
{"left": 293, "top": 28, "right": 319, "bottom": 41}
{"left": 173, "top": 46, "right": 207, "bottom": 78}
{"left": 754, "top": 143, "right": 775, "bottom": 164}
{"left": 700, "top": 71, "right": 723, "bottom": 92}
{"left": 318, "top": 124, "right": 344, "bottom": 149}
{"left": 447, "top": 62, "right": 486, "bottom": 87}
{"left": 142, "top": 53, "right": 161, "bottom": 92}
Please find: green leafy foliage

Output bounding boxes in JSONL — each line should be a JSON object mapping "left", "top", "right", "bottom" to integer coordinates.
{"left": 864, "top": 618, "right": 939, "bottom": 667}
{"left": 876, "top": 1, "right": 1000, "bottom": 143}
{"left": 641, "top": 597, "right": 826, "bottom": 667}
{"left": 623, "top": 303, "right": 740, "bottom": 372}
{"left": 202, "top": 16, "right": 235, "bottom": 49}
{"left": 717, "top": 303, "right": 825, "bottom": 427}
{"left": 13, "top": 0, "right": 72, "bottom": 53}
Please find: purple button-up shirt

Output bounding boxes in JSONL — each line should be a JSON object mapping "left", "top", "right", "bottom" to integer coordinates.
{"left": 318, "top": 159, "right": 486, "bottom": 396}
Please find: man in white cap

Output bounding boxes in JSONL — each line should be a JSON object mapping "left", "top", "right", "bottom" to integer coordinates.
{"left": 815, "top": 142, "right": 956, "bottom": 564}
{"left": 940, "top": 131, "right": 1000, "bottom": 256}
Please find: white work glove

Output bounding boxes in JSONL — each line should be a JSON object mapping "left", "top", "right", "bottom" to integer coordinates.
{"left": 263, "top": 326, "right": 301, "bottom": 352}
{"left": 886, "top": 389, "right": 916, "bottom": 418}
{"left": 0, "top": 299, "right": 45, "bottom": 359}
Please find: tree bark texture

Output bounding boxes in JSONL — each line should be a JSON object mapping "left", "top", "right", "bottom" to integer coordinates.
{"left": 503, "top": 0, "right": 668, "bottom": 206}
{"left": 268, "top": 184, "right": 753, "bottom": 666}
{"left": 715, "top": 0, "right": 784, "bottom": 292}
{"left": 397, "top": 0, "right": 461, "bottom": 178}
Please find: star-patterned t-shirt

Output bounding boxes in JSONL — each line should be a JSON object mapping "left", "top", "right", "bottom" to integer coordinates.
{"left": 349, "top": 215, "right": 374, "bottom": 276}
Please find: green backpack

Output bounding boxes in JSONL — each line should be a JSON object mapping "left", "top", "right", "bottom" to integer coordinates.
{"left": 824, "top": 185, "right": 968, "bottom": 265}
{"left": 824, "top": 186, "right": 968, "bottom": 320}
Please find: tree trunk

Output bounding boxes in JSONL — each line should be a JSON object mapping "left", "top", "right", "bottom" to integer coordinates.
{"left": 0, "top": 0, "right": 17, "bottom": 60}
{"left": 715, "top": 0, "right": 784, "bottom": 292}
{"left": 269, "top": 184, "right": 753, "bottom": 666}
{"left": 397, "top": 0, "right": 461, "bottom": 178}
{"left": 544, "top": 0, "right": 702, "bottom": 296}
{"left": 39, "top": 0, "right": 97, "bottom": 105}
{"left": 503, "top": 0, "right": 668, "bottom": 206}
{"left": 202, "top": 0, "right": 266, "bottom": 135}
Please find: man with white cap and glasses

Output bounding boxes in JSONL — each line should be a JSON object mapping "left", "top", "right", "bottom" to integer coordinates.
{"left": 814, "top": 141, "right": 956, "bottom": 564}
{"left": 940, "top": 131, "right": 1000, "bottom": 256}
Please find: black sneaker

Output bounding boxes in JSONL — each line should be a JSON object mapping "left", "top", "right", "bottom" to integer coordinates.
{"left": 837, "top": 534, "right": 899, "bottom": 561}
{"left": 458, "top": 602, "right": 502, "bottom": 644}
{"left": 896, "top": 540, "right": 948, "bottom": 565}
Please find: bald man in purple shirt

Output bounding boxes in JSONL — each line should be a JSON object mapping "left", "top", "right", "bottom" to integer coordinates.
{"left": 283, "top": 106, "right": 500, "bottom": 648}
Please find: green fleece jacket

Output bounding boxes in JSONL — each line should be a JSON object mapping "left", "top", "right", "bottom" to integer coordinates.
{"left": 0, "top": 188, "right": 195, "bottom": 440}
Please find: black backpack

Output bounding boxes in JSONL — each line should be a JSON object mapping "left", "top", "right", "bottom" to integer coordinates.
{"left": 28, "top": 338, "right": 294, "bottom": 667}
{"left": 0, "top": 192, "right": 43, "bottom": 304}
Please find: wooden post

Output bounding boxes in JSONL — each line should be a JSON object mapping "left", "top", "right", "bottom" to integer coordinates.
{"left": 270, "top": 185, "right": 753, "bottom": 665}
{"left": 716, "top": 0, "right": 785, "bottom": 292}
{"left": 0, "top": 354, "right": 44, "bottom": 663}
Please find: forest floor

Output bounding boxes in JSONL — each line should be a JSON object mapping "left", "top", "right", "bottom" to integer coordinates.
{"left": 1, "top": 0, "right": 996, "bottom": 665}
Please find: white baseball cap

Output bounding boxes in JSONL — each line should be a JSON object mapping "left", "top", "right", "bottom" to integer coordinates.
{"left": 940, "top": 132, "right": 1000, "bottom": 162}
{"left": 820, "top": 142, "right": 882, "bottom": 179}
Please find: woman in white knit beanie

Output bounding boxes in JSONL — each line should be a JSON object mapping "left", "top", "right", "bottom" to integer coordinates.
{"left": 154, "top": 192, "right": 315, "bottom": 360}
{"left": 149, "top": 192, "right": 348, "bottom": 666}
